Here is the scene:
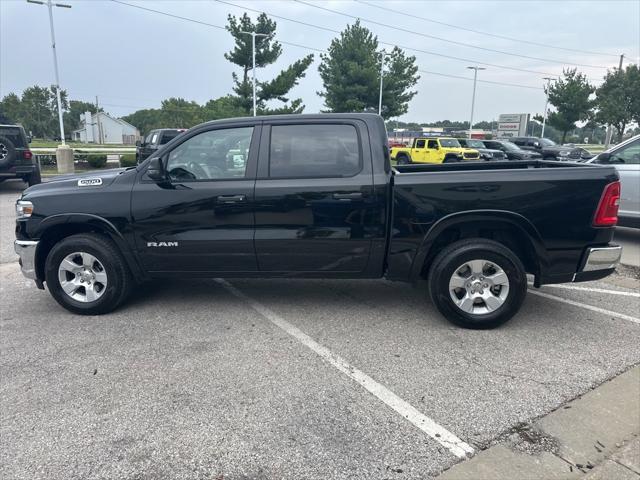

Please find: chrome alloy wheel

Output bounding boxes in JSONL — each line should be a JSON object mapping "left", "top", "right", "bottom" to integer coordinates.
{"left": 57, "top": 252, "right": 108, "bottom": 302}
{"left": 0, "top": 143, "right": 8, "bottom": 160}
{"left": 448, "top": 259, "right": 510, "bottom": 315}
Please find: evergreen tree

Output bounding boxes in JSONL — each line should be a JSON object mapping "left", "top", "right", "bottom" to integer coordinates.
{"left": 318, "top": 21, "right": 419, "bottom": 119}
{"left": 225, "top": 13, "right": 313, "bottom": 114}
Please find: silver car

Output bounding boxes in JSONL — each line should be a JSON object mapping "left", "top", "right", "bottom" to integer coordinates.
{"left": 588, "top": 135, "right": 640, "bottom": 227}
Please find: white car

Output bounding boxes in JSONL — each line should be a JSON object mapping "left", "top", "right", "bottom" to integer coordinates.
{"left": 588, "top": 135, "right": 640, "bottom": 228}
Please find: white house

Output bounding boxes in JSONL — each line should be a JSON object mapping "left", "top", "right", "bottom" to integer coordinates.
{"left": 72, "top": 112, "right": 139, "bottom": 144}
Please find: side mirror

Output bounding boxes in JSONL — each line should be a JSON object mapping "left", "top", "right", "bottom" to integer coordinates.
{"left": 136, "top": 140, "right": 142, "bottom": 147}
{"left": 533, "top": 142, "right": 541, "bottom": 148}
{"left": 596, "top": 152, "right": 611, "bottom": 164}
{"left": 147, "top": 157, "right": 166, "bottom": 181}
{"left": 26, "top": 136, "right": 32, "bottom": 144}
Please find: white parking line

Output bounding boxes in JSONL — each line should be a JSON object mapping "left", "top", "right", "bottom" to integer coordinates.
{"left": 528, "top": 289, "right": 640, "bottom": 324}
{"left": 529, "top": 282, "right": 640, "bottom": 298}
{"left": 215, "top": 278, "right": 475, "bottom": 459}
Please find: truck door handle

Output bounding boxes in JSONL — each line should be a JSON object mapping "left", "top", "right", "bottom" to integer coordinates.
{"left": 217, "top": 194, "right": 246, "bottom": 203}
{"left": 333, "top": 192, "right": 363, "bottom": 200}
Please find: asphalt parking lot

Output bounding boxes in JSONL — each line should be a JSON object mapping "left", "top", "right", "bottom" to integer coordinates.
{"left": 1, "top": 179, "right": 639, "bottom": 480}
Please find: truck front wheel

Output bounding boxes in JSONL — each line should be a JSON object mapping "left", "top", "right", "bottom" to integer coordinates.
{"left": 45, "top": 233, "right": 132, "bottom": 315}
{"left": 427, "top": 238, "right": 527, "bottom": 329}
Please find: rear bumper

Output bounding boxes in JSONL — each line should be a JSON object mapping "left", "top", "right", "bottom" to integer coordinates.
{"left": 582, "top": 246, "right": 622, "bottom": 271}
{"left": 537, "top": 244, "right": 622, "bottom": 285}
{"left": 0, "top": 164, "right": 37, "bottom": 177}
{"left": 14, "top": 240, "right": 38, "bottom": 280}
{"left": 573, "top": 245, "right": 622, "bottom": 283}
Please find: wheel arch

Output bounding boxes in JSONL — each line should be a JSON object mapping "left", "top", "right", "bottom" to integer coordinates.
{"left": 410, "top": 210, "right": 546, "bottom": 283}
{"left": 34, "top": 214, "right": 145, "bottom": 284}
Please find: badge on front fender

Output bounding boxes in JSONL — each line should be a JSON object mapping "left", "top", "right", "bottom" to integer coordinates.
{"left": 78, "top": 178, "right": 103, "bottom": 187}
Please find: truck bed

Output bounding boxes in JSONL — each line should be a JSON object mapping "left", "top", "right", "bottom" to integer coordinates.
{"left": 388, "top": 160, "right": 619, "bottom": 284}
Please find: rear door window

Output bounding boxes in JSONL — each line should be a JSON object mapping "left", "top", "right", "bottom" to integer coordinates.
{"left": 269, "top": 124, "right": 361, "bottom": 178}
{"left": 415, "top": 139, "right": 426, "bottom": 148}
{"left": 0, "top": 127, "right": 26, "bottom": 148}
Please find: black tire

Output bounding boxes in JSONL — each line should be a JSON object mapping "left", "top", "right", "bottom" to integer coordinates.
{"left": 427, "top": 238, "right": 527, "bottom": 329}
{"left": 27, "top": 165, "right": 42, "bottom": 186}
{"left": 396, "top": 154, "right": 411, "bottom": 165}
{"left": 443, "top": 155, "right": 460, "bottom": 163}
{"left": 0, "top": 136, "right": 16, "bottom": 168}
{"left": 543, "top": 156, "right": 556, "bottom": 161}
{"left": 45, "top": 233, "right": 132, "bottom": 315}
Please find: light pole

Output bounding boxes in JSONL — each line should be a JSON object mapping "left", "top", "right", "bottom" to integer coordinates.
{"left": 240, "top": 31, "right": 270, "bottom": 116}
{"left": 378, "top": 50, "right": 391, "bottom": 116}
{"left": 540, "top": 77, "right": 554, "bottom": 139}
{"left": 27, "top": 0, "right": 71, "bottom": 144}
{"left": 467, "top": 66, "right": 485, "bottom": 138}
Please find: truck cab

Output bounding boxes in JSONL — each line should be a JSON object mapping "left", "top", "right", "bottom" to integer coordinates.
{"left": 390, "top": 137, "right": 479, "bottom": 164}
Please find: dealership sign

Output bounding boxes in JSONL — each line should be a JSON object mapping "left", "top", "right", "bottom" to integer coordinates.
{"left": 497, "top": 114, "right": 529, "bottom": 138}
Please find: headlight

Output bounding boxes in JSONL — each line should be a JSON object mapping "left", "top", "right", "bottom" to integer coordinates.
{"left": 16, "top": 200, "right": 34, "bottom": 219}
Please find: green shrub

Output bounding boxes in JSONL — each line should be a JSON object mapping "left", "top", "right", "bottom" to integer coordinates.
{"left": 119, "top": 153, "right": 137, "bottom": 167}
{"left": 86, "top": 154, "right": 107, "bottom": 168}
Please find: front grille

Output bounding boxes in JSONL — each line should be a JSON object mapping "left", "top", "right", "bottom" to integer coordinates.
{"left": 463, "top": 152, "right": 479, "bottom": 159}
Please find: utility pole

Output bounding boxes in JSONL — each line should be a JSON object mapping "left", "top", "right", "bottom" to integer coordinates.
{"left": 467, "top": 66, "right": 485, "bottom": 138}
{"left": 378, "top": 50, "right": 391, "bottom": 116}
{"left": 27, "top": 0, "right": 71, "bottom": 144}
{"left": 604, "top": 54, "right": 625, "bottom": 148}
{"left": 240, "top": 31, "right": 270, "bottom": 116}
{"left": 541, "top": 77, "right": 554, "bottom": 139}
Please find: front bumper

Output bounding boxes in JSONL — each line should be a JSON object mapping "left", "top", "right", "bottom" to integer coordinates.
{"left": 573, "top": 245, "right": 622, "bottom": 282}
{"left": 14, "top": 240, "right": 38, "bottom": 280}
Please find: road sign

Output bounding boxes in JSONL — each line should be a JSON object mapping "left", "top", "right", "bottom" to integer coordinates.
{"left": 497, "top": 113, "right": 529, "bottom": 138}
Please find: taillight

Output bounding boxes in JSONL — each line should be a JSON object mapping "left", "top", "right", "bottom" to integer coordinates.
{"left": 593, "top": 181, "right": 620, "bottom": 227}
{"left": 23, "top": 150, "right": 33, "bottom": 160}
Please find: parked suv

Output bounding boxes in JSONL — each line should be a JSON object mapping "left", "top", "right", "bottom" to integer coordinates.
{"left": 482, "top": 140, "right": 542, "bottom": 161}
{"left": 587, "top": 135, "right": 639, "bottom": 227}
{"left": 136, "top": 128, "right": 186, "bottom": 163}
{"left": 458, "top": 138, "right": 506, "bottom": 161}
{"left": 511, "top": 137, "right": 581, "bottom": 161}
{"left": 0, "top": 125, "right": 41, "bottom": 186}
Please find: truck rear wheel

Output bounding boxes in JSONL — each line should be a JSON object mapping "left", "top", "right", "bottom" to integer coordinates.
{"left": 427, "top": 238, "right": 527, "bottom": 329}
{"left": 45, "top": 233, "right": 132, "bottom": 315}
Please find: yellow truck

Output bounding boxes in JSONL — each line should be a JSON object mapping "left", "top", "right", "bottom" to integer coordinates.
{"left": 390, "top": 137, "right": 480, "bottom": 164}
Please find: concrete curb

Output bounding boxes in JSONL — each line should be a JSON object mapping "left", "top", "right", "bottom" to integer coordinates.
{"left": 438, "top": 366, "right": 640, "bottom": 480}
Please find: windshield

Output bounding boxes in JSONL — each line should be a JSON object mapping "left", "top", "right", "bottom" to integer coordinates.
{"left": 465, "top": 139, "right": 485, "bottom": 148}
{"left": 439, "top": 138, "right": 461, "bottom": 148}
{"left": 539, "top": 138, "right": 556, "bottom": 147}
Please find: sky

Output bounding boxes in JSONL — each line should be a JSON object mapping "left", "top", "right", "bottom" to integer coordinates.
{"left": 1, "top": 0, "right": 639, "bottom": 124}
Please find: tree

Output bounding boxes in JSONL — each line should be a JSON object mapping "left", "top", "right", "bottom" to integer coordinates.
{"left": 64, "top": 100, "right": 100, "bottom": 135}
{"left": 595, "top": 64, "right": 640, "bottom": 141}
{"left": 0, "top": 93, "right": 22, "bottom": 124}
{"left": 122, "top": 108, "right": 164, "bottom": 136}
{"left": 225, "top": 13, "right": 314, "bottom": 114}
{"left": 318, "top": 21, "right": 419, "bottom": 119}
{"left": 159, "top": 97, "right": 203, "bottom": 128}
{"left": 546, "top": 69, "right": 594, "bottom": 143}
{"left": 202, "top": 95, "right": 246, "bottom": 121}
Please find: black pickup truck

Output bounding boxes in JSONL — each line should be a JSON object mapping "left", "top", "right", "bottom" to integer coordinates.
{"left": 14, "top": 114, "right": 622, "bottom": 329}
